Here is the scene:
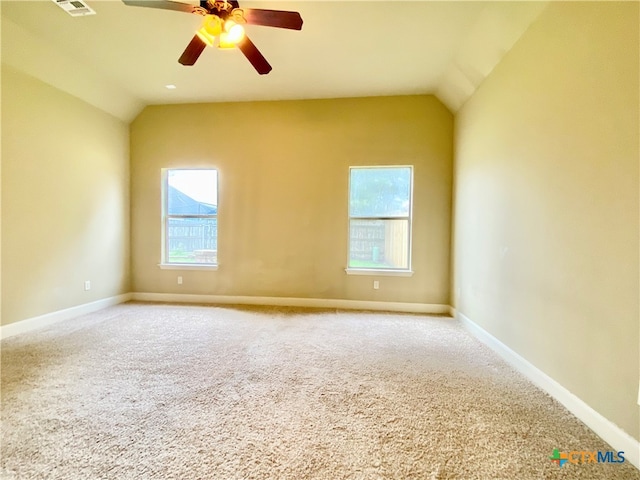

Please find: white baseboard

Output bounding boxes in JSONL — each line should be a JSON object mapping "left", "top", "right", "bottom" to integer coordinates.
{"left": 457, "top": 310, "right": 640, "bottom": 470}
{"left": 0, "top": 293, "right": 132, "bottom": 339}
{"left": 131, "top": 292, "right": 451, "bottom": 315}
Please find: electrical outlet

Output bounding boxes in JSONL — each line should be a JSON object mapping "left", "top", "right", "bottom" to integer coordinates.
{"left": 373, "top": 280, "right": 379, "bottom": 290}
{"left": 84, "top": 280, "right": 91, "bottom": 291}
{"left": 177, "top": 276, "right": 183, "bottom": 285}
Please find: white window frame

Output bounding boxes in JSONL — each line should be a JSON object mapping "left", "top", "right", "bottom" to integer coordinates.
{"left": 159, "top": 168, "right": 219, "bottom": 270}
{"left": 345, "top": 165, "right": 414, "bottom": 277}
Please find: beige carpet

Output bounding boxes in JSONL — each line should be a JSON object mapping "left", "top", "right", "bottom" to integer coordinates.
{"left": 1, "top": 302, "right": 638, "bottom": 479}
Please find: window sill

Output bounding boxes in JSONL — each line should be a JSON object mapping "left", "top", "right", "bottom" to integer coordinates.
{"left": 158, "top": 263, "right": 218, "bottom": 271}
{"left": 345, "top": 268, "right": 414, "bottom": 277}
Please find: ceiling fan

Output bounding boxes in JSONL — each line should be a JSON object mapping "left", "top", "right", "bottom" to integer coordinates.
{"left": 122, "top": 0, "right": 303, "bottom": 74}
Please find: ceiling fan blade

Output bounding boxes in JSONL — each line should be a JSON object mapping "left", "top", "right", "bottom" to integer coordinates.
{"left": 237, "top": 36, "right": 272, "bottom": 75}
{"left": 122, "top": 0, "right": 197, "bottom": 14}
{"left": 179, "top": 35, "right": 207, "bottom": 66}
{"left": 241, "top": 8, "right": 303, "bottom": 30}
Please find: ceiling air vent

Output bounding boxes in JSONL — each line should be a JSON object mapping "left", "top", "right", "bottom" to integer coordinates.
{"left": 52, "top": 0, "right": 96, "bottom": 17}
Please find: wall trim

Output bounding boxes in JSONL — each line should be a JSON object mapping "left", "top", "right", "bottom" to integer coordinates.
{"left": 456, "top": 310, "right": 640, "bottom": 470}
{"left": 0, "top": 293, "right": 133, "bottom": 339}
{"left": 131, "top": 292, "right": 451, "bottom": 315}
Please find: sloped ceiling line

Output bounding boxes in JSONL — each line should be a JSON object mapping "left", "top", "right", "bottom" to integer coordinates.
{"left": 1, "top": 1, "right": 549, "bottom": 122}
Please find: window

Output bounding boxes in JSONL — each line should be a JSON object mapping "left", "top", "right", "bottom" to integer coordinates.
{"left": 348, "top": 166, "right": 413, "bottom": 273}
{"left": 162, "top": 169, "right": 218, "bottom": 266}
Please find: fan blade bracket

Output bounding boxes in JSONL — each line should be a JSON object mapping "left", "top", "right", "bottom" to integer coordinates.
{"left": 229, "top": 8, "right": 247, "bottom": 24}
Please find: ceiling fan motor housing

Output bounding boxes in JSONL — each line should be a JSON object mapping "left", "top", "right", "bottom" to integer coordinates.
{"left": 205, "top": 1, "right": 238, "bottom": 18}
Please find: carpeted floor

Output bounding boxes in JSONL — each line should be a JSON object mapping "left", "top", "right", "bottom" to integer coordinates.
{"left": 1, "top": 302, "right": 638, "bottom": 479}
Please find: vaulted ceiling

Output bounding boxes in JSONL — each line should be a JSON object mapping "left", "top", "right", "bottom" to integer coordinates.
{"left": 1, "top": 1, "right": 547, "bottom": 122}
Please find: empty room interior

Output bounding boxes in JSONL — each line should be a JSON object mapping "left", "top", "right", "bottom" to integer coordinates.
{"left": 1, "top": 0, "right": 639, "bottom": 478}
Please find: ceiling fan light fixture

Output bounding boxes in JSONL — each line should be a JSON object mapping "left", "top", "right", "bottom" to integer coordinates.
{"left": 224, "top": 20, "right": 245, "bottom": 43}
{"left": 218, "top": 32, "right": 236, "bottom": 49}
{"left": 196, "top": 14, "right": 222, "bottom": 47}
{"left": 196, "top": 28, "right": 216, "bottom": 47}
{"left": 122, "top": 0, "right": 302, "bottom": 74}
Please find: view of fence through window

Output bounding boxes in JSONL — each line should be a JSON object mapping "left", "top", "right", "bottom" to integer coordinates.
{"left": 349, "top": 166, "right": 412, "bottom": 270}
{"left": 165, "top": 169, "right": 218, "bottom": 264}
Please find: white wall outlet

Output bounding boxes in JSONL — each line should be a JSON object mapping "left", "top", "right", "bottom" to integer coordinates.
{"left": 84, "top": 280, "right": 91, "bottom": 291}
{"left": 177, "top": 276, "right": 183, "bottom": 285}
{"left": 373, "top": 280, "right": 379, "bottom": 290}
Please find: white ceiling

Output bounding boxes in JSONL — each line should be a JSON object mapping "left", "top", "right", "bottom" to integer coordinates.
{"left": 1, "top": 0, "right": 547, "bottom": 122}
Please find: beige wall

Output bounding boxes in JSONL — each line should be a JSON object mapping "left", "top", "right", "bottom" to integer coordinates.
{"left": 453, "top": 2, "right": 639, "bottom": 439}
{"left": 131, "top": 96, "right": 452, "bottom": 305}
{"left": 1, "top": 66, "right": 131, "bottom": 326}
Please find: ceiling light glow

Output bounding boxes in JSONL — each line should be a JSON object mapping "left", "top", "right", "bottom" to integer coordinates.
{"left": 224, "top": 20, "right": 245, "bottom": 43}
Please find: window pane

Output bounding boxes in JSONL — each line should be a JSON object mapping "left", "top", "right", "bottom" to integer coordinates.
{"left": 349, "top": 167, "right": 411, "bottom": 217}
{"left": 167, "top": 217, "right": 217, "bottom": 264}
{"left": 168, "top": 169, "right": 217, "bottom": 215}
{"left": 349, "top": 219, "right": 409, "bottom": 269}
